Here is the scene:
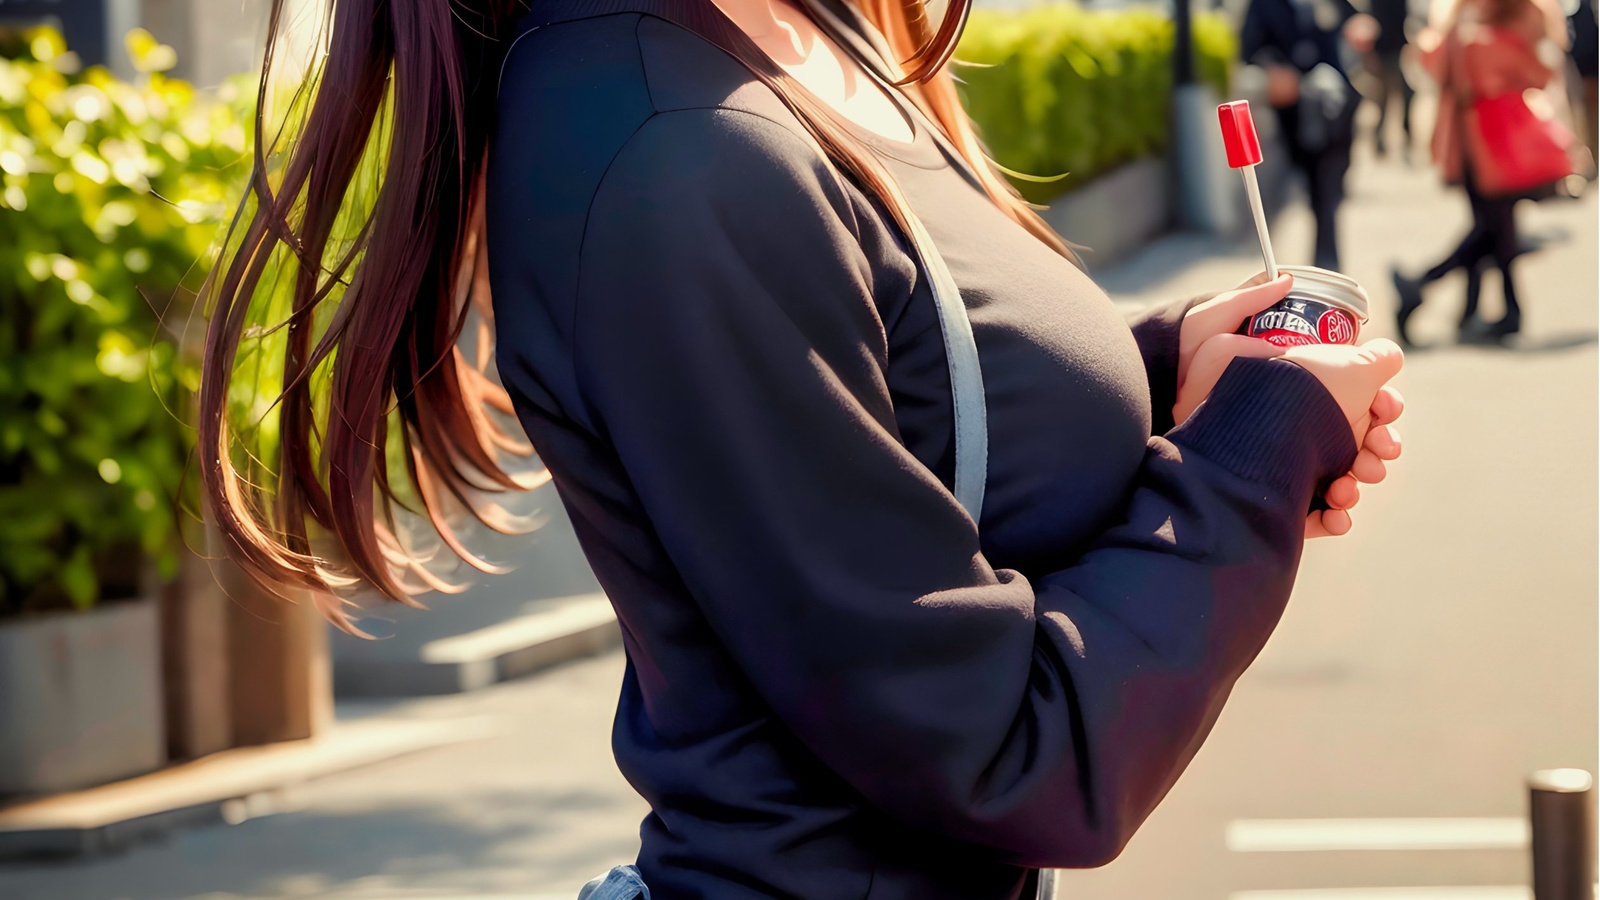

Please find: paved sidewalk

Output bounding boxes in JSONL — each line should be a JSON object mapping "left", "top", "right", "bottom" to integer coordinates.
{"left": 1, "top": 104, "right": 1593, "bottom": 900}
{"left": 0, "top": 653, "right": 648, "bottom": 899}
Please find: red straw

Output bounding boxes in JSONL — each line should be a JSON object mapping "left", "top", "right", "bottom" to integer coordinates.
{"left": 1217, "top": 100, "right": 1276, "bottom": 277}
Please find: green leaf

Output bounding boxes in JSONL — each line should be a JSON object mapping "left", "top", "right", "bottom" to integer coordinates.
{"left": 60, "top": 545, "right": 97, "bottom": 610}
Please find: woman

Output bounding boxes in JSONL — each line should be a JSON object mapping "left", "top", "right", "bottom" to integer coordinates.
{"left": 1239, "top": 0, "right": 1376, "bottom": 271}
{"left": 1392, "top": 0, "right": 1568, "bottom": 344}
{"left": 198, "top": 0, "right": 1404, "bottom": 896}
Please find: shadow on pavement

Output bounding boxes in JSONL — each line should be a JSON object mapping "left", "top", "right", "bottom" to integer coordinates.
{"left": 0, "top": 787, "right": 633, "bottom": 900}
{"left": 1402, "top": 330, "right": 1599, "bottom": 354}
{"left": 1506, "top": 331, "right": 1600, "bottom": 353}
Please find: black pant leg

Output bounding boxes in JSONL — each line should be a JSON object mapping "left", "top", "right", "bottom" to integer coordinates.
{"left": 1463, "top": 172, "right": 1523, "bottom": 319}
{"left": 1374, "top": 52, "right": 1412, "bottom": 148}
{"left": 1398, "top": 61, "right": 1415, "bottom": 139}
{"left": 1423, "top": 219, "right": 1489, "bottom": 283}
{"left": 1307, "top": 138, "right": 1352, "bottom": 271}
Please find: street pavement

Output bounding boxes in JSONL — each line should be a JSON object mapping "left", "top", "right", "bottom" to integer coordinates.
{"left": 1, "top": 101, "right": 1594, "bottom": 900}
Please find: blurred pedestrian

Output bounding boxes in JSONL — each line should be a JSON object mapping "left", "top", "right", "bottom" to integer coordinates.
{"left": 1366, "top": 0, "right": 1419, "bottom": 158}
{"left": 1241, "top": 0, "right": 1379, "bottom": 270}
{"left": 1568, "top": 0, "right": 1599, "bottom": 166}
{"left": 191, "top": 0, "right": 1407, "bottom": 895}
{"left": 1393, "top": 0, "right": 1574, "bottom": 343}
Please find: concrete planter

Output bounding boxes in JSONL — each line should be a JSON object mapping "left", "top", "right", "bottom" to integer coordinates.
{"left": 0, "top": 600, "right": 166, "bottom": 796}
{"left": 1037, "top": 156, "right": 1173, "bottom": 271}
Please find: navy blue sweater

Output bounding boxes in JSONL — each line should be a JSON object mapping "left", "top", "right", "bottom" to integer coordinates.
{"left": 486, "top": 2, "right": 1356, "bottom": 896}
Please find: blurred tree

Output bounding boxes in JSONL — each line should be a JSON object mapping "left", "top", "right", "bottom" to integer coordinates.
{"left": 0, "top": 26, "right": 251, "bottom": 615}
{"left": 957, "top": 2, "right": 1237, "bottom": 202}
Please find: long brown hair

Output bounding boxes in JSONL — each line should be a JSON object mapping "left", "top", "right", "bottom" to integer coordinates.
{"left": 197, "top": 0, "right": 1068, "bottom": 625}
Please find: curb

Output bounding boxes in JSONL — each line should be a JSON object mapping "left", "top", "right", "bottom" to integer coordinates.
{"left": 334, "top": 592, "right": 621, "bottom": 698}
{"left": 0, "top": 716, "right": 499, "bottom": 860}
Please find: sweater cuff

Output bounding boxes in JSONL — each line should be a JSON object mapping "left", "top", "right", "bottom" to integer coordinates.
{"left": 1169, "top": 356, "right": 1358, "bottom": 504}
{"left": 1126, "top": 295, "right": 1205, "bottom": 435}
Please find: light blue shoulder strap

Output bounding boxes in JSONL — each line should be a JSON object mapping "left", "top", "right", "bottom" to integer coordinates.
{"left": 896, "top": 199, "right": 989, "bottom": 520}
{"left": 791, "top": 0, "right": 988, "bottom": 520}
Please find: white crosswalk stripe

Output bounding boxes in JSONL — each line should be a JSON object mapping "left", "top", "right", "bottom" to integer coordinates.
{"left": 1229, "top": 888, "right": 1530, "bottom": 900}
{"left": 1225, "top": 817, "right": 1530, "bottom": 852}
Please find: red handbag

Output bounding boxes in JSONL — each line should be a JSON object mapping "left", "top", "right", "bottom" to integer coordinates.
{"left": 1451, "top": 29, "right": 1578, "bottom": 197}
{"left": 1467, "top": 91, "right": 1578, "bottom": 196}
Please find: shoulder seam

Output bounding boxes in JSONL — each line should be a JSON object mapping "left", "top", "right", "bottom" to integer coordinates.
{"left": 624, "top": 14, "right": 868, "bottom": 227}
{"left": 568, "top": 106, "right": 875, "bottom": 421}
{"left": 630, "top": 15, "right": 661, "bottom": 114}
{"left": 568, "top": 109, "right": 660, "bottom": 431}
{"left": 572, "top": 107, "right": 860, "bottom": 288}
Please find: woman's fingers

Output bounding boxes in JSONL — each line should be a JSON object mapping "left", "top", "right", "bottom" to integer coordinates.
{"left": 1364, "top": 423, "right": 1403, "bottom": 460}
{"left": 1306, "top": 507, "right": 1355, "bottom": 538}
{"left": 1370, "top": 385, "right": 1405, "bottom": 427}
{"left": 1218, "top": 273, "right": 1295, "bottom": 320}
{"left": 1303, "top": 356, "right": 1403, "bottom": 541}
{"left": 1179, "top": 274, "right": 1295, "bottom": 382}
{"left": 1358, "top": 339, "right": 1407, "bottom": 382}
{"left": 1323, "top": 508, "right": 1355, "bottom": 536}
{"left": 1325, "top": 474, "right": 1361, "bottom": 509}
{"left": 1349, "top": 448, "right": 1387, "bottom": 484}
{"left": 1234, "top": 269, "right": 1278, "bottom": 291}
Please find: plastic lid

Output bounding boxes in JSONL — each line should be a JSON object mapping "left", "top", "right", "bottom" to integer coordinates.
{"left": 1218, "top": 100, "right": 1263, "bottom": 168}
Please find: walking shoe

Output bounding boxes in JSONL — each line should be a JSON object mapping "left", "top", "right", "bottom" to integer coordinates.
{"left": 1460, "top": 312, "right": 1521, "bottom": 344}
{"left": 1392, "top": 268, "right": 1424, "bottom": 346}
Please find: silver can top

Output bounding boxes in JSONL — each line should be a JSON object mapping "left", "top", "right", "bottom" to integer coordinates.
{"left": 1279, "top": 265, "right": 1370, "bottom": 323}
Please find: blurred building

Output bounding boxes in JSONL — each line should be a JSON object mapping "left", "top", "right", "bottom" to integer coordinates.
{"left": 0, "top": 0, "right": 281, "bottom": 86}
{"left": 139, "top": 0, "right": 271, "bottom": 86}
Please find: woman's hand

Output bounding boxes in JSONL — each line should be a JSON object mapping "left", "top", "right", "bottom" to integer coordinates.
{"left": 1281, "top": 340, "right": 1406, "bottom": 538}
{"left": 1174, "top": 333, "right": 1406, "bottom": 539}
{"left": 1175, "top": 333, "right": 1287, "bottom": 426}
{"left": 1175, "top": 271, "right": 1294, "bottom": 425}
{"left": 1309, "top": 384, "right": 1404, "bottom": 537}
{"left": 1265, "top": 64, "right": 1304, "bottom": 107}
{"left": 1279, "top": 340, "right": 1405, "bottom": 446}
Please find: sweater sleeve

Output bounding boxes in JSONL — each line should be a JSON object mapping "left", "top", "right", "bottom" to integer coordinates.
{"left": 1125, "top": 296, "right": 1204, "bottom": 435}
{"left": 571, "top": 108, "right": 1357, "bottom": 868}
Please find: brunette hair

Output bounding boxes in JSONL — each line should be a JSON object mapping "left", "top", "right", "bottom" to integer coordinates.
{"left": 197, "top": 0, "right": 1069, "bottom": 624}
{"left": 1433, "top": 0, "right": 1565, "bottom": 41}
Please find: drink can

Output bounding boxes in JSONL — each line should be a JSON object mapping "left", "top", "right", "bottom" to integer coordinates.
{"left": 1240, "top": 265, "right": 1369, "bottom": 347}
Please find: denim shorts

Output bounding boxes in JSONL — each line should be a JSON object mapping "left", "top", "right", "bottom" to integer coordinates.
{"left": 576, "top": 865, "right": 650, "bottom": 900}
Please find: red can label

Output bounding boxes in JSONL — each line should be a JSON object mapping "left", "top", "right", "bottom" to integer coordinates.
{"left": 1241, "top": 295, "right": 1360, "bottom": 347}
{"left": 1317, "top": 307, "right": 1356, "bottom": 344}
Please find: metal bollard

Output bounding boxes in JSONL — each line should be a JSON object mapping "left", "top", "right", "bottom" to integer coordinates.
{"left": 1530, "top": 768, "right": 1597, "bottom": 900}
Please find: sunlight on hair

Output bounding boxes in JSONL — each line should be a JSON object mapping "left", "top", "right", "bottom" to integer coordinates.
{"left": 195, "top": 0, "right": 544, "bottom": 630}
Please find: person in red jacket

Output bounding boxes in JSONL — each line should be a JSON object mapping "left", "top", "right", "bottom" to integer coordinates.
{"left": 1392, "top": 0, "right": 1569, "bottom": 344}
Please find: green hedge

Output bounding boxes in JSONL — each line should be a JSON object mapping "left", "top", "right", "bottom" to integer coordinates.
{"left": 0, "top": 27, "right": 249, "bottom": 614}
{"left": 956, "top": 3, "right": 1236, "bottom": 202}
